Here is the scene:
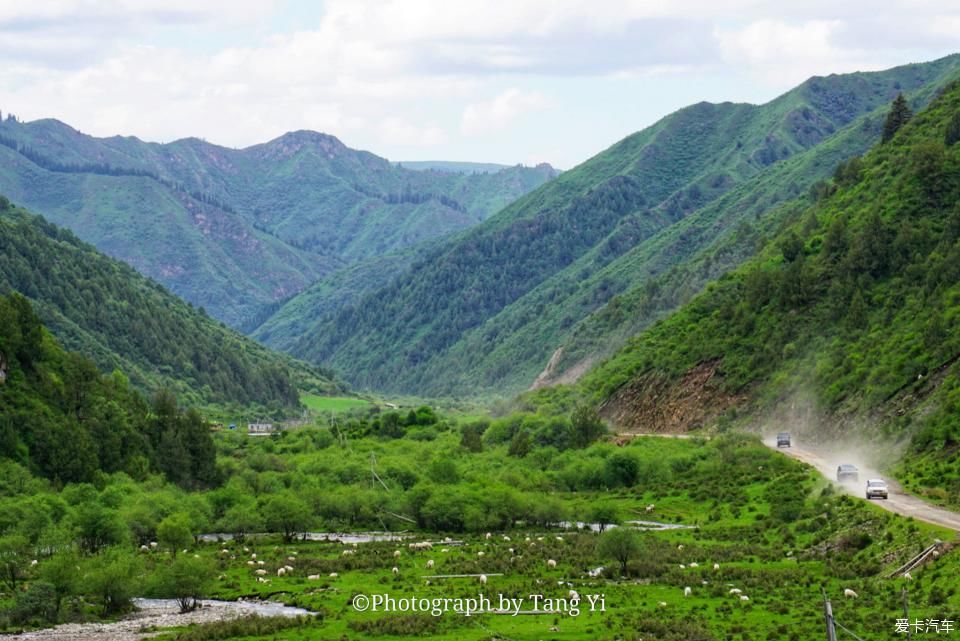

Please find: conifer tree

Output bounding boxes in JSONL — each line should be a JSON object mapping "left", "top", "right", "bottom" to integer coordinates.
{"left": 882, "top": 93, "right": 912, "bottom": 142}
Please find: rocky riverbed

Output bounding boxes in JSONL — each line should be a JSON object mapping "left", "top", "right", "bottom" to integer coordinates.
{"left": 2, "top": 598, "right": 313, "bottom": 641}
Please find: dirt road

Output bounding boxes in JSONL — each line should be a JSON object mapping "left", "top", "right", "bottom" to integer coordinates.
{"left": 764, "top": 436, "right": 960, "bottom": 532}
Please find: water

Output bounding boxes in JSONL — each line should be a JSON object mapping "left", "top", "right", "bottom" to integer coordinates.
{"left": 198, "top": 531, "right": 410, "bottom": 544}
{"left": 1, "top": 599, "right": 314, "bottom": 640}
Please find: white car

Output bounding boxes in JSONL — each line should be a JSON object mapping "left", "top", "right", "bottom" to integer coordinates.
{"left": 865, "top": 479, "right": 889, "bottom": 500}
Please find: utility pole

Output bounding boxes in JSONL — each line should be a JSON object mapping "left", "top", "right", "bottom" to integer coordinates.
{"left": 902, "top": 587, "right": 912, "bottom": 641}
{"left": 822, "top": 589, "right": 838, "bottom": 641}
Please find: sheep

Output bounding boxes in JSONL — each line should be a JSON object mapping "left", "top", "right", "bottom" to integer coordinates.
{"left": 342, "top": 550, "right": 355, "bottom": 556}
{"left": 547, "top": 559, "right": 557, "bottom": 569}
{"left": 689, "top": 562, "right": 699, "bottom": 568}
{"left": 393, "top": 550, "right": 402, "bottom": 558}
{"left": 277, "top": 568, "right": 286, "bottom": 577}
{"left": 679, "top": 564, "right": 686, "bottom": 569}
{"left": 392, "top": 566, "right": 399, "bottom": 575}
{"left": 284, "top": 565, "right": 294, "bottom": 572}
{"left": 329, "top": 572, "right": 338, "bottom": 578}
{"left": 677, "top": 544, "right": 684, "bottom": 551}
{"left": 555, "top": 536, "right": 563, "bottom": 542}
{"left": 30, "top": 560, "right": 38, "bottom": 567}
{"left": 485, "top": 532, "right": 492, "bottom": 540}
{"left": 193, "top": 554, "right": 200, "bottom": 559}
{"left": 479, "top": 574, "right": 487, "bottom": 584}
{"left": 477, "top": 551, "right": 485, "bottom": 558}
{"left": 729, "top": 588, "right": 742, "bottom": 595}
{"left": 713, "top": 563, "right": 720, "bottom": 571}
{"left": 287, "top": 556, "right": 296, "bottom": 562}
{"left": 257, "top": 560, "right": 265, "bottom": 566}
{"left": 684, "top": 587, "right": 692, "bottom": 597}
{"left": 243, "top": 546, "right": 250, "bottom": 553}
{"left": 568, "top": 590, "right": 579, "bottom": 601}
{"left": 658, "top": 601, "right": 668, "bottom": 607}
{"left": 645, "top": 504, "right": 655, "bottom": 512}
{"left": 308, "top": 574, "right": 320, "bottom": 580}
{"left": 217, "top": 574, "right": 226, "bottom": 580}
{"left": 903, "top": 572, "right": 913, "bottom": 580}
{"left": 843, "top": 589, "right": 858, "bottom": 599}
{"left": 220, "top": 548, "right": 229, "bottom": 555}
{"left": 426, "top": 560, "right": 435, "bottom": 569}
{"left": 549, "top": 626, "right": 560, "bottom": 632}
{"left": 149, "top": 542, "right": 158, "bottom": 549}
{"left": 182, "top": 549, "right": 188, "bottom": 555}
{"left": 251, "top": 553, "right": 257, "bottom": 559}
{"left": 255, "top": 569, "right": 267, "bottom": 576}
{"left": 247, "top": 561, "right": 255, "bottom": 566}
{"left": 503, "top": 535, "right": 512, "bottom": 541}
{"left": 740, "top": 595, "right": 750, "bottom": 602}
{"left": 441, "top": 548, "right": 450, "bottom": 553}
{"left": 257, "top": 577, "right": 271, "bottom": 584}
{"left": 140, "top": 545, "right": 149, "bottom": 552}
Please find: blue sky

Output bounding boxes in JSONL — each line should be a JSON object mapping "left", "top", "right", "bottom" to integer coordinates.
{"left": 1, "top": 1, "right": 959, "bottom": 168}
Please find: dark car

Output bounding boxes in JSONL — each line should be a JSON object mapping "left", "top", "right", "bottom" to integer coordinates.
{"left": 837, "top": 464, "right": 859, "bottom": 483}
{"left": 776, "top": 432, "right": 791, "bottom": 448}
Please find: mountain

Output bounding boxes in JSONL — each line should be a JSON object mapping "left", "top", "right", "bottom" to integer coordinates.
{"left": 0, "top": 201, "right": 338, "bottom": 408}
{"left": 286, "top": 55, "right": 960, "bottom": 396}
{"left": 570, "top": 79, "right": 960, "bottom": 503}
{"left": 0, "top": 122, "right": 557, "bottom": 328}
{"left": 0, "top": 290, "right": 220, "bottom": 487}
{"left": 396, "top": 161, "right": 513, "bottom": 174}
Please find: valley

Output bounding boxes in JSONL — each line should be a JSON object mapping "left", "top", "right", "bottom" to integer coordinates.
{"left": 2, "top": 29, "right": 960, "bottom": 641}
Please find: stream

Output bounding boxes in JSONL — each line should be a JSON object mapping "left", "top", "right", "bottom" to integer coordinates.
{"left": 2, "top": 598, "right": 313, "bottom": 641}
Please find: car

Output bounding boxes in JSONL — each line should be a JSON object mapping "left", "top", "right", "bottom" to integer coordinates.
{"left": 776, "top": 432, "right": 791, "bottom": 448}
{"left": 866, "top": 479, "right": 889, "bottom": 500}
{"left": 837, "top": 464, "right": 859, "bottom": 483}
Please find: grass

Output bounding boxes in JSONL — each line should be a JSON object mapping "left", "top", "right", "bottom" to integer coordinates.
{"left": 300, "top": 394, "right": 372, "bottom": 413}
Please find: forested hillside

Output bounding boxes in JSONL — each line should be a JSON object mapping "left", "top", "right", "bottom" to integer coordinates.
{"left": 0, "top": 121, "right": 556, "bottom": 327}
{"left": 0, "top": 292, "right": 217, "bottom": 487}
{"left": 0, "top": 201, "right": 335, "bottom": 408}
{"left": 291, "top": 55, "right": 960, "bottom": 396}
{"left": 571, "top": 79, "right": 960, "bottom": 502}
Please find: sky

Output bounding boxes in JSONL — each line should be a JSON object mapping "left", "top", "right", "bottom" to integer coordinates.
{"left": 1, "top": 1, "right": 960, "bottom": 169}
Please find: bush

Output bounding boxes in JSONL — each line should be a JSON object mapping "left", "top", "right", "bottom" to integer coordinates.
{"left": 10, "top": 581, "right": 58, "bottom": 624}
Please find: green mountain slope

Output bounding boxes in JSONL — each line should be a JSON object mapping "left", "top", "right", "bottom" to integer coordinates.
{"left": 0, "top": 202, "right": 338, "bottom": 407}
{"left": 572, "top": 80, "right": 960, "bottom": 502}
{"left": 0, "top": 122, "right": 556, "bottom": 327}
{"left": 291, "top": 55, "right": 960, "bottom": 396}
{"left": 0, "top": 291, "right": 219, "bottom": 487}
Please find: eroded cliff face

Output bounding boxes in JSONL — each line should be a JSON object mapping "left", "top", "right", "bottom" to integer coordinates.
{"left": 599, "top": 359, "right": 747, "bottom": 433}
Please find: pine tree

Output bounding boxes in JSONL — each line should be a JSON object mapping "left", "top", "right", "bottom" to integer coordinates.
{"left": 882, "top": 93, "right": 912, "bottom": 143}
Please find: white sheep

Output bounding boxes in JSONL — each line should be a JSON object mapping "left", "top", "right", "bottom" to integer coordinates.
{"left": 243, "top": 546, "right": 250, "bottom": 553}
{"left": 441, "top": 548, "right": 449, "bottom": 553}
{"left": 713, "top": 563, "right": 720, "bottom": 571}
{"left": 645, "top": 504, "right": 655, "bottom": 512}
{"left": 342, "top": 550, "right": 355, "bottom": 556}
{"left": 393, "top": 550, "right": 401, "bottom": 558}
{"left": 284, "top": 565, "right": 294, "bottom": 572}
{"left": 479, "top": 574, "right": 487, "bottom": 584}
{"left": 679, "top": 564, "right": 686, "bottom": 569}
{"left": 257, "top": 560, "right": 265, "bottom": 566}
{"left": 568, "top": 590, "right": 579, "bottom": 601}
{"left": 277, "top": 568, "right": 286, "bottom": 577}
{"left": 255, "top": 569, "right": 267, "bottom": 576}
{"left": 729, "top": 588, "right": 742, "bottom": 595}
{"left": 677, "top": 544, "right": 684, "bottom": 551}
{"left": 547, "top": 559, "right": 557, "bottom": 568}
{"left": 903, "top": 572, "right": 913, "bottom": 580}
{"left": 684, "top": 586, "right": 692, "bottom": 597}
{"left": 503, "top": 535, "right": 512, "bottom": 541}
{"left": 843, "top": 589, "right": 858, "bottom": 599}
{"left": 658, "top": 601, "right": 667, "bottom": 607}
{"left": 426, "top": 560, "right": 435, "bottom": 569}
{"left": 257, "top": 577, "right": 271, "bottom": 584}
{"left": 689, "top": 562, "right": 699, "bottom": 568}
{"left": 477, "top": 551, "right": 485, "bottom": 558}
{"left": 251, "top": 553, "right": 257, "bottom": 559}
{"left": 247, "top": 561, "right": 255, "bottom": 566}
{"left": 140, "top": 545, "right": 149, "bottom": 552}
{"left": 329, "top": 572, "right": 338, "bottom": 578}
{"left": 555, "top": 536, "right": 563, "bottom": 542}
{"left": 287, "top": 556, "right": 296, "bottom": 562}
{"left": 740, "top": 595, "right": 750, "bottom": 602}
{"left": 392, "top": 566, "right": 399, "bottom": 575}
{"left": 149, "top": 541, "right": 158, "bottom": 549}
{"left": 182, "top": 548, "right": 188, "bottom": 554}
{"left": 308, "top": 574, "right": 320, "bottom": 580}
{"left": 485, "top": 532, "right": 492, "bottom": 540}
{"left": 30, "top": 559, "right": 38, "bottom": 567}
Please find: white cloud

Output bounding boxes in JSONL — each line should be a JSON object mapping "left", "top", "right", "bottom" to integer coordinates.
{"left": 461, "top": 89, "right": 550, "bottom": 136}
